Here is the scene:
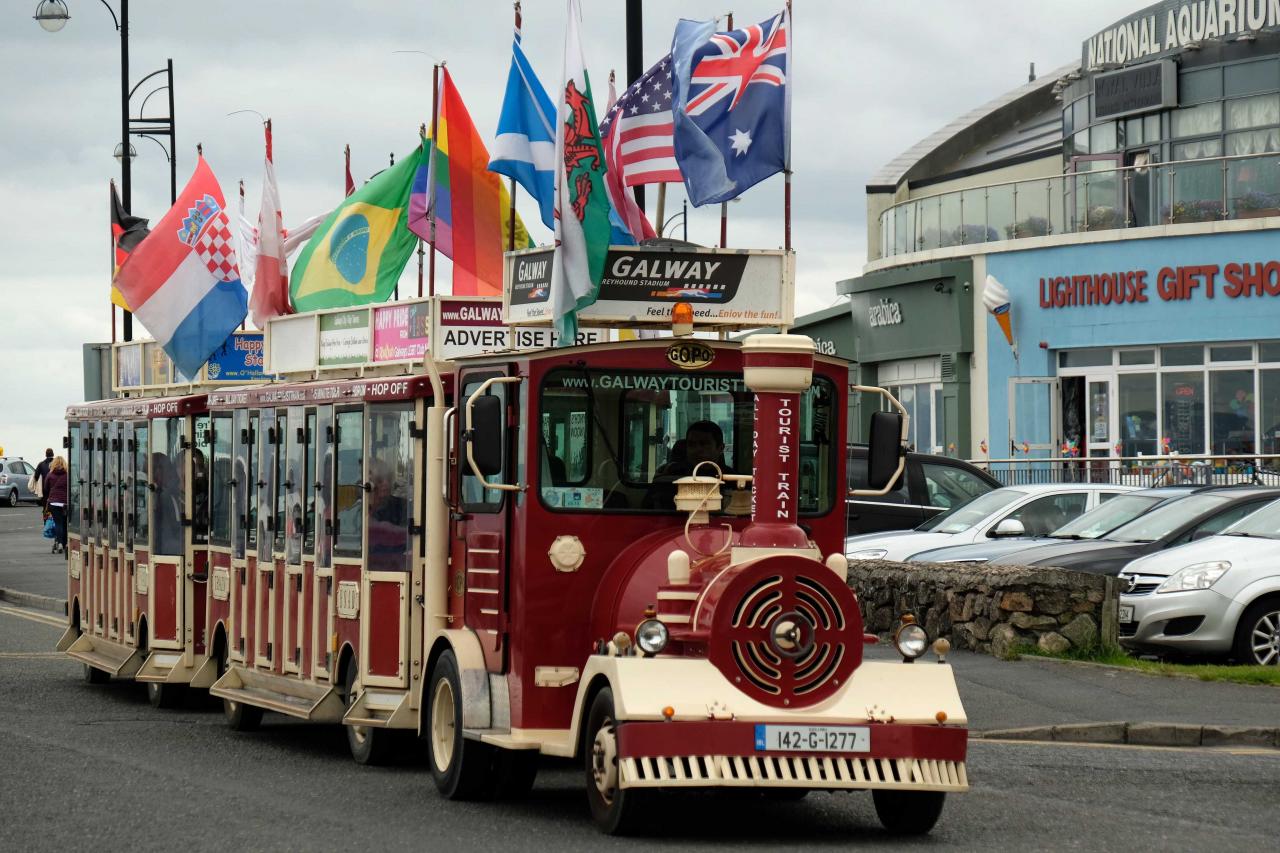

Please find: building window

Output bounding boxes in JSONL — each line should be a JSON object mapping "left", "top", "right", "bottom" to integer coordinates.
{"left": 1172, "top": 103, "right": 1223, "bottom": 139}
{"left": 1119, "top": 373, "right": 1158, "bottom": 456}
{"left": 1224, "top": 59, "right": 1279, "bottom": 97}
{"left": 1180, "top": 67, "right": 1223, "bottom": 103}
{"left": 1211, "top": 370, "right": 1256, "bottom": 454}
{"left": 1162, "top": 344, "right": 1204, "bottom": 366}
{"left": 1161, "top": 372, "right": 1205, "bottom": 454}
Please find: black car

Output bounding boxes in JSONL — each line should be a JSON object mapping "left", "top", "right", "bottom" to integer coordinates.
{"left": 846, "top": 447, "right": 1001, "bottom": 535}
{"left": 988, "top": 486, "right": 1280, "bottom": 576}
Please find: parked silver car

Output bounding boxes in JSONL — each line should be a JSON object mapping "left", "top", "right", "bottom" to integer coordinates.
{"left": 0, "top": 456, "right": 40, "bottom": 507}
{"left": 1119, "top": 497, "right": 1280, "bottom": 666}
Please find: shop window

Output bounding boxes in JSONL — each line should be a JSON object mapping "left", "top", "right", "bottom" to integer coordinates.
{"left": 1119, "top": 374, "right": 1157, "bottom": 457}
{"left": 1226, "top": 93, "right": 1280, "bottom": 131}
{"left": 1161, "top": 372, "right": 1205, "bottom": 454}
{"left": 1172, "top": 138, "right": 1223, "bottom": 160}
{"left": 1162, "top": 345, "right": 1204, "bottom": 366}
{"left": 1210, "top": 370, "right": 1255, "bottom": 454}
{"left": 1060, "top": 348, "right": 1112, "bottom": 368}
{"left": 1172, "top": 103, "right": 1222, "bottom": 139}
{"left": 1092, "top": 121, "right": 1117, "bottom": 153}
{"left": 1260, "top": 370, "right": 1280, "bottom": 453}
{"left": 1211, "top": 344, "right": 1253, "bottom": 362}
{"left": 1260, "top": 343, "right": 1280, "bottom": 363}
{"left": 1224, "top": 59, "right": 1279, "bottom": 97}
{"left": 1119, "top": 349, "right": 1155, "bottom": 366}
{"left": 1180, "top": 67, "right": 1222, "bottom": 103}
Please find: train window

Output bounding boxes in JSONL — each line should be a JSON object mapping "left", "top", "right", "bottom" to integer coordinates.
{"left": 107, "top": 423, "right": 121, "bottom": 549}
{"left": 366, "top": 403, "right": 414, "bottom": 571}
{"left": 537, "top": 370, "right": 836, "bottom": 515}
{"left": 67, "top": 424, "right": 80, "bottom": 535}
{"left": 210, "top": 413, "right": 232, "bottom": 547}
{"left": 285, "top": 408, "right": 304, "bottom": 565}
{"left": 133, "top": 423, "right": 149, "bottom": 546}
{"left": 540, "top": 388, "right": 590, "bottom": 486}
{"left": 191, "top": 415, "right": 211, "bottom": 546}
{"left": 461, "top": 377, "right": 507, "bottom": 512}
{"left": 315, "top": 407, "right": 334, "bottom": 568}
{"left": 274, "top": 412, "right": 287, "bottom": 554}
{"left": 304, "top": 410, "right": 317, "bottom": 557}
{"left": 150, "top": 417, "right": 184, "bottom": 556}
{"left": 232, "top": 409, "right": 250, "bottom": 559}
{"left": 333, "top": 409, "right": 364, "bottom": 558}
{"left": 256, "top": 410, "right": 273, "bottom": 554}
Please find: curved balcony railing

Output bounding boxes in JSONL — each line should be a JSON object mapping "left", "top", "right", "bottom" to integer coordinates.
{"left": 877, "top": 151, "right": 1280, "bottom": 259}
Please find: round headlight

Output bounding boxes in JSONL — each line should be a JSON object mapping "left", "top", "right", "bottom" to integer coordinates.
{"left": 635, "top": 619, "right": 669, "bottom": 656}
{"left": 847, "top": 547, "right": 889, "bottom": 560}
{"left": 894, "top": 623, "right": 929, "bottom": 659}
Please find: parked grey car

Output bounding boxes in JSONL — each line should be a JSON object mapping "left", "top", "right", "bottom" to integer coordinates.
{"left": 0, "top": 457, "right": 39, "bottom": 507}
{"left": 1119, "top": 497, "right": 1280, "bottom": 665}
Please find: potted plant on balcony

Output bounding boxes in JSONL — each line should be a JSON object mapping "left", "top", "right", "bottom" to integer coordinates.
{"left": 1233, "top": 189, "right": 1280, "bottom": 220}
{"left": 1084, "top": 205, "right": 1124, "bottom": 231}
{"left": 1005, "top": 215, "right": 1051, "bottom": 239}
{"left": 1163, "top": 199, "right": 1226, "bottom": 223}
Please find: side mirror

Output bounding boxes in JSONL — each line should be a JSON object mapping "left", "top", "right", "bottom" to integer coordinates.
{"left": 866, "top": 410, "right": 905, "bottom": 492}
{"left": 992, "top": 518, "right": 1026, "bottom": 537}
{"left": 467, "top": 395, "right": 503, "bottom": 477}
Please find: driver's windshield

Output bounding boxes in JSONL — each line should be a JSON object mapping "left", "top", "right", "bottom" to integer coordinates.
{"left": 1105, "top": 494, "right": 1228, "bottom": 543}
{"left": 916, "top": 489, "right": 1022, "bottom": 534}
{"left": 1050, "top": 493, "right": 1164, "bottom": 539}
{"left": 538, "top": 368, "right": 836, "bottom": 514}
{"left": 1222, "top": 497, "right": 1280, "bottom": 538}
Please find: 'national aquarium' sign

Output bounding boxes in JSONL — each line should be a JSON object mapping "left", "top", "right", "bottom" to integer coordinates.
{"left": 1083, "top": 0, "right": 1280, "bottom": 68}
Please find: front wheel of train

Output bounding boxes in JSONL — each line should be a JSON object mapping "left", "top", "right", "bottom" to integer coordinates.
{"left": 426, "top": 649, "right": 492, "bottom": 799}
{"left": 146, "top": 679, "right": 187, "bottom": 710}
{"left": 218, "top": 650, "right": 262, "bottom": 731}
{"left": 872, "top": 789, "right": 946, "bottom": 836}
{"left": 343, "top": 663, "right": 393, "bottom": 765}
{"left": 584, "top": 687, "right": 649, "bottom": 835}
{"left": 82, "top": 664, "right": 109, "bottom": 685}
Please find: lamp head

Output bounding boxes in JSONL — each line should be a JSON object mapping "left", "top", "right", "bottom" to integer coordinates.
{"left": 34, "top": 0, "right": 70, "bottom": 32}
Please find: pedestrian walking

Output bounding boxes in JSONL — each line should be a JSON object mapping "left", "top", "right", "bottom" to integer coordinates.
{"left": 32, "top": 448, "right": 54, "bottom": 510}
{"left": 44, "top": 455, "right": 68, "bottom": 555}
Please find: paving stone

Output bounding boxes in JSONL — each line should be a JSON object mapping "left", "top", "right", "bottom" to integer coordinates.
{"left": 1126, "top": 722, "right": 1202, "bottom": 747}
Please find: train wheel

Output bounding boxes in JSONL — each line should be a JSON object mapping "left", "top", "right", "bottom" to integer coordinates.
{"left": 83, "top": 664, "right": 109, "bottom": 685}
{"left": 872, "top": 790, "right": 946, "bottom": 836}
{"left": 218, "top": 652, "right": 262, "bottom": 732}
{"left": 343, "top": 664, "right": 393, "bottom": 766}
{"left": 486, "top": 748, "right": 539, "bottom": 800}
{"left": 426, "top": 650, "right": 492, "bottom": 799}
{"left": 584, "top": 688, "right": 648, "bottom": 835}
{"left": 146, "top": 680, "right": 187, "bottom": 710}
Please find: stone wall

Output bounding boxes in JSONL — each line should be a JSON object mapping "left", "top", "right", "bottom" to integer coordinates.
{"left": 848, "top": 560, "right": 1121, "bottom": 658}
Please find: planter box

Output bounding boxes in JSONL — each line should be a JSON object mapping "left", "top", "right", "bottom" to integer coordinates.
{"left": 1236, "top": 207, "right": 1280, "bottom": 220}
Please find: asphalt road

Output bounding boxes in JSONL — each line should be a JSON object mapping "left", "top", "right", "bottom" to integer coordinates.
{"left": 2, "top": 606, "right": 1279, "bottom": 852}
{"left": 0, "top": 505, "right": 64, "bottom": 601}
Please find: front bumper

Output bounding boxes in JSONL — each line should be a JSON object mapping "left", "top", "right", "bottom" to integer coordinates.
{"left": 1119, "top": 585, "right": 1237, "bottom": 655}
{"left": 616, "top": 720, "right": 968, "bottom": 791}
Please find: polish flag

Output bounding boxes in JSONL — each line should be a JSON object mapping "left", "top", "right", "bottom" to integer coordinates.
{"left": 249, "top": 121, "right": 293, "bottom": 329}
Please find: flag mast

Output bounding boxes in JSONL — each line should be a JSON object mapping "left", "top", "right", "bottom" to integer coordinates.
{"left": 509, "top": 1, "right": 521, "bottom": 253}
{"left": 720, "top": 11, "right": 734, "bottom": 248}
{"left": 428, "top": 62, "right": 441, "bottom": 298}
{"left": 109, "top": 179, "right": 118, "bottom": 344}
{"left": 418, "top": 123, "right": 426, "bottom": 298}
{"left": 783, "top": 1, "right": 792, "bottom": 254}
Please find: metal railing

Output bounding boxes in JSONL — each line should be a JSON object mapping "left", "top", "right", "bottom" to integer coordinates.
{"left": 877, "top": 150, "right": 1280, "bottom": 259}
{"left": 970, "top": 454, "right": 1280, "bottom": 488}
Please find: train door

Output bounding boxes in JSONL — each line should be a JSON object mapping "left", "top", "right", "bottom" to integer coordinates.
{"left": 106, "top": 421, "right": 121, "bottom": 641}
{"left": 331, "top": 406, "right": 364, "bottom": 682}
{"left": 129, "top": 420, "right": 150, "bottom": 645}
{"left": 91, "top": 421, "right": 107, "bottom": 637}
{"left": 452, "top": 370, "right": 514, "bottom": 673}
{"left": 312, "top": 405, "right": 335, "bottom": 680}
{"left": 230, "top": 409, "right": 253, "bottom": 663}
{"left": 148, "top": 416, "right": 185, "bottom": 651}
{"left": 66, "top": 421, "right": 82, "bottom": 616}
{"left": 282, "top": 406, "right": 306, "bottom": 675}
{"left": 360, "top": 403, "right": 415, "bottom": 688}
{"left": 255, "top": 408, "right": 278, "bottom": 670}
{"left": 122, "top": 421, "right": 136, "bottom": 645}
{"left": 208, "top": 411, "right": 234, "bottom": 661}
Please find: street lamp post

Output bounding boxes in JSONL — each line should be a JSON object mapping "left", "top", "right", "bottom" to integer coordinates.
{"left": 661, "top": 199, "right": 688, "bottom": 241}
{"left": 36, "top": 0, "right": 176, "bottom": 343}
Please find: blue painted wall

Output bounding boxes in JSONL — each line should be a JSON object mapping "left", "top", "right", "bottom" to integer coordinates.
{"left": 984, "top": 229, "right": 1280, "bottom": 454}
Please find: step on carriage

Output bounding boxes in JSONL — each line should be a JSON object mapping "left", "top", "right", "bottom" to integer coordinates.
{"left": 60, "top": 245, "right": 968, "bottom": 835}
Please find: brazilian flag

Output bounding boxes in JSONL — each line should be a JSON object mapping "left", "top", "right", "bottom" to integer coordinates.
{"left": 291, "top": 145, "right": 424, "bottom": 311}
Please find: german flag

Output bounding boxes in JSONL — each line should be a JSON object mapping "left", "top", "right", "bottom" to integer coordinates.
{"left": 110, "top": 182, "right": 150, "bottom": 310}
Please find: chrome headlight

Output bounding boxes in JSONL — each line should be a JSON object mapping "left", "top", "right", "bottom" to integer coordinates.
{"left": 893, "top": 623, "right": 929, "bottom": 660}
{"left": 1156, "top": 561, "right": 1231, "bottom": 593}
{"left": 635, "top": 619, "right": 669, "bottom": 656}
{"left": 847, "top": 547, "right": 889, "bottom": 560}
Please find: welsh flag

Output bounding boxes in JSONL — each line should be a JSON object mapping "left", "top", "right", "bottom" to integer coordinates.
{"left": 550, "top": 0, "right": 611, "bottom": 343}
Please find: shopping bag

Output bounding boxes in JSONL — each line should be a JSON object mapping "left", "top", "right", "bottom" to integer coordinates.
{"left": 43, "top": 517, "right": 56, "bottom": 539}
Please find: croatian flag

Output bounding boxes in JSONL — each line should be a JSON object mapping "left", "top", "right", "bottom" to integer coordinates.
{"left": 115, "top": 156, "right": 248, "bottom": 378}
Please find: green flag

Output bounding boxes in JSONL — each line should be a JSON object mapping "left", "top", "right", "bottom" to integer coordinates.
{"left": 290, "top": 146, "right": 424, "bottom": 312}
{"left": 550, "top": 0, "right": 612, "bottom": 343}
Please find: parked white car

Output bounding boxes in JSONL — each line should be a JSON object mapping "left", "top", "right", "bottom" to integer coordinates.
{"left": 1119, "top": 497, "right": 1280, "bottom": 665}
{"left": 844, "top": 483, "right": 1135, "bottom": 563}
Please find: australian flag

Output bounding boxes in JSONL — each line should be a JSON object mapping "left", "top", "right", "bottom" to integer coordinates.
{"left": 671, "top": 9, "right": 790, "bottom": 207}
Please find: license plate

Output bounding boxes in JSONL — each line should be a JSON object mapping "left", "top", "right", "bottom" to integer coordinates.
{"left": 1118, "top": 604, "right": 1134, "bottom": 623}
{"left": 754, "top": 724, "right": 870, "bottom": 753}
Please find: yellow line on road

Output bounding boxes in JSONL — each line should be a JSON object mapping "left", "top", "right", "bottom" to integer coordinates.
{"left": 0, "top": 605, "right": 65, "bottom": 629}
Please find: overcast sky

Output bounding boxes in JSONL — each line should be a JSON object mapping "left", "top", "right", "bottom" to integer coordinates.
{"left": 0, "top": 0, "right": 1138, "bottom": 461}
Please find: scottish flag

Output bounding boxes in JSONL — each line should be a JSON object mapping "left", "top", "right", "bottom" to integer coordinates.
{"left": 671, "top": 9, "right": 790, "bottom": 207}
{"left": 489, "top": 36, "right": 557, "bottom": 230}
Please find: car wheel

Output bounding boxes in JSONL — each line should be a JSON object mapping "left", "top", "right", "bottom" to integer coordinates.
{"left": 584, "top": 687, "right": 649, "bottom": 835}
{"left": 7, "top": 489, "right": 17, "bottom": 508}
{"left": 872, "top": 789, "right": 946, "bottom": 836}
{"left": 1234, "top": 599, "right": 1280, "bottom": 666}
{"left": 426, "top": 649, "right": 493, "bottom": 799}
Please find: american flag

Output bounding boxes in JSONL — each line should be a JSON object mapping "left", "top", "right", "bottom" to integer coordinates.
{"left": 600, "top": 56, "right": 680, "bottom": 188}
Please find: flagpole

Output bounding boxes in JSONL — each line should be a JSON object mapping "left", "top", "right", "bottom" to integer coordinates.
{"left": 509, "top": 1, "right": 520, "bottom": 253}
{"left": 656, "top": 183, "right": 667, "bottom": 238}
{"left": 720, "top": 11, "right": 734, "bottom": 249}
{"left": 109, "top": 179, "right": 117, "bottom": 345}
{"left": 428, "top": 62, "right": 441, "bottom": 298}
{"left": 239, "top": 178, "right": 247, "bottom": 330}
{"left": 418, "top": 123, "right": 427, "bottom": 299}
{"left": 783, "top": 2, "right": 792, "bottom": 254}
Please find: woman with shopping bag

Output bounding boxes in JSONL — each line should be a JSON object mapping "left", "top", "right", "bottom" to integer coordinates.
{"left": 43, "top": 456, "right": 68, "bottom": 555}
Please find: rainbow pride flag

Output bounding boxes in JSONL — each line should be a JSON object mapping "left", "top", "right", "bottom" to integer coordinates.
{"left": 409, "top": 68, "right": 532, "bottom": 297}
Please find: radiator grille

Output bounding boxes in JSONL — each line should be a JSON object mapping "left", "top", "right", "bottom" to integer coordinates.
{"left": 619, "top": 754, "right": 968, "bottom": 791}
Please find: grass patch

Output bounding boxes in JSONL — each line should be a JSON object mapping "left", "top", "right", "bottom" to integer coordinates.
{"left": 1014, "top": 642, "right": 1280, "bottom": 686}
